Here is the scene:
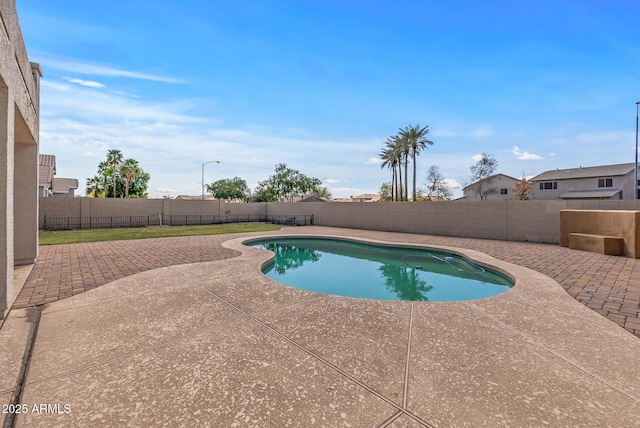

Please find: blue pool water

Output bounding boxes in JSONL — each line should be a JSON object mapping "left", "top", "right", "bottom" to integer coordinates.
{"left": 246, "top": 237, "right": 514, "bottom": 301}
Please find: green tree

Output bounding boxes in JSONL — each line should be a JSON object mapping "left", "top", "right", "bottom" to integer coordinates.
{"left": 85, "top": 176, "right": 104, "bottom": 198}
{"left": 399, "top": 124, "right": 434, "bottom": 201}
{"left": 379, "top": 182, "right": 393, "bottom": 201}
{"left": 312, "top": 186, "right": 332, "bottom": 200}
{"left": 106, "top": 149, "right": 123, "bottom": 198}
{"left": 119, "top": 159, "right": 140, "bottom": 198}
{"left": 256, "top": 163, "right": 322, "bottom": 202}
{"left": 424, "top": 165, "right": 452, "bottom": 200}
{"left": 206, "top": 176, "right": 250, "bottom": 201}
{"left": 470, "top": 153, "right": 499, "bottom": 200}
{"left": 88, "top": 151, "right": 150, "bottom": 198}
{"left": 379, "top": 136, "right": 405, "bottom": 201}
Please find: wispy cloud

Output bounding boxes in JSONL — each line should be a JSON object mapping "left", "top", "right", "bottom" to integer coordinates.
{"left": 512, "top": 146, "right": 543, "bottom": 160}
{"left": 38, "top": 79, "right": 385, "bottom": 199}
{"left": 39, "top": 54, "right": 186, "bottom": 84}
{"left": 470, "top": 154, "right": 484, "bottom": 162}
{"left": 64, "top": 77, "right": 105, "bottom": 88}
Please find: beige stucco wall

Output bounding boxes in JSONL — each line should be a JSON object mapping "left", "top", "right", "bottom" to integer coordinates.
{"left": 560, "top": 209, "right": 640, "bottom": 258}
{"left": 1, "top": 0, "right": 41, "bottom": 317}
{"left": 41, "top": 199, "right": 640, "bottom": 247}
{"left": 463, "top": 175, "right": 519, "bottom": 201}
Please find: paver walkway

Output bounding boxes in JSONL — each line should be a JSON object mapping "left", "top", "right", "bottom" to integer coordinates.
{"left": 13, "top": 227, "right": 640, "bottom": 338}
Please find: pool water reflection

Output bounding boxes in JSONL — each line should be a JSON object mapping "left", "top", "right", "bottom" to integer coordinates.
{"left": 247, "top": 238, "right": 513, "bottom": 301}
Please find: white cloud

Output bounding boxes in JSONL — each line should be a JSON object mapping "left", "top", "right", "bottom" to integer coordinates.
{"left": 512, "top": 146, "right": 543, "bottom": 160}
{"left": 443, "top": 178, "right": 462, "bottom": 190}
{"left": 38, "top": 80, "right": 386, "bottom": 197}
{"left": 40, "top": 54, "right": 186, "bottom": 84}
{"left": 366, "top": 157, "right": 382, "bottom": 164}
{"left": 64, "top": 77, "right": 105, "bottom": 88}
{"left": 470, "top": 154, "right": 484, "bottom": 162}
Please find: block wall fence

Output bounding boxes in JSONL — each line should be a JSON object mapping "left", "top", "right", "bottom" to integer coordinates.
{"left": 39, "top": 198, "right": 640, "bottom": 245}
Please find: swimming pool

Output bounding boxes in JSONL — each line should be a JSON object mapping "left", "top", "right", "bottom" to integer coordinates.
{"left": 246, "top": 237, "right": 514, "bottom": 301}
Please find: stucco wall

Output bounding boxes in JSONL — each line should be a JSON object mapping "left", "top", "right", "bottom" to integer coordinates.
{"left": 560, "top": 209, "right": 640, "bottom": 258}
{"left": 1, "top": 0, "right": 41, "bottom": 317}
{"left": 40, "top": 198, "right": 640, "bottom": 245}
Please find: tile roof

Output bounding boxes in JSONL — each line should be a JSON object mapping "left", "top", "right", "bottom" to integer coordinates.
{"left": 38, "top": 154, "right": 57, "bottom": 188}
{"left": 531, "top": 163, "right": 636, "bottom": 181}
{"left": 52, "top": 177, "right": 79, "bottom": 193}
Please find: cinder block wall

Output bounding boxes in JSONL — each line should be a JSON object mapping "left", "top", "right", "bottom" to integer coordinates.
{"left": 39, "top": 198, "right": 640, "bottom": 245}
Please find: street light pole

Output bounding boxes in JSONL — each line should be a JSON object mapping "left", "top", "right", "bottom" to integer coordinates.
{"left": 202, "top": 160, "right": 220, "bottom": 200}
{"left": 636, "top": 102, "right": 639, "bottom": 200}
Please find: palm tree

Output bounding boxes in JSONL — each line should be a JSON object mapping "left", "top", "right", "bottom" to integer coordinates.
{"left": 391, "top": 134, "right": 409, "bottom": 201}
{"left": 85, "top": 176, "right": 103, "bottom": 197}
{"left": 379, "top": 140, "right": 398, "bottom": 201}
{"left": 398, "top": 124, "right": 434, "bottom": 201}
{"left": 106, "top": 149, "right": 123, "bottom": 198}
{"left": 119, "top": 159, "right": 140, "bottom": 198}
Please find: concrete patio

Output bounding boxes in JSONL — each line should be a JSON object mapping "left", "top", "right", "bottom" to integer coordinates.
{"left": 1, "top": 227, "right": 640, "bottom": 427}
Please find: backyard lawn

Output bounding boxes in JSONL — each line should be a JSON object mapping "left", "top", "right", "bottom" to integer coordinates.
{"left": 39, "top": 224, "right": 282, "bottom": 245}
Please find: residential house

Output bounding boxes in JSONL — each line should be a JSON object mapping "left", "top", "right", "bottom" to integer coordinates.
{"left": 38, "top": 154, "right": 55, "bottom": 197}
{"left": 39, "top": 154, "right": 79, "bottom": 198}
{"left": 52, "top": 178, "right": 79, "bottom": 197}
{"left": 299, "top": 195, "right": 329, "bottom": 202}
{"left": 175, "top": 195, "right": 215, "bottom": 200}
{"left": 351, "top": 193, "right": 381, "bottom": 202}
{"left": 530, "top": 162, "right": 639, "bottom": 200}
{"left": 461, "top": 174, "right": 519, "bottom": 201}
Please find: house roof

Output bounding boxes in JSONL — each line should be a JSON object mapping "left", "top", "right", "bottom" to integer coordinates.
{"left": 352, "top": 193, "right": 381, "bottom": 201}
{"left": 52, "top": 178, "right": 79, "bottom": 193}
{"left": 461, "top": 173, "right": 519, "bottom": 191}
{"left": 39, "top": 154, "right": 56, "bottom": 171}
{"left": 38, "top": 154, "right": 56, "bottom": 188}
{"left": 559, "top": 189, "right": 622, "bottom": 199}
{"left": 175, "top": 195, "right": 214, "bottom": 200}
{"left": 299, "top": 195, "right": 329, "bottom": 202}
{"left": 531, "top": 163, "right": 636, "bottom": 182}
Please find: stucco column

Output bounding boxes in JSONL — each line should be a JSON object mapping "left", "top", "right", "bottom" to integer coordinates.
{"left": 14, "top": 139, "right": 38, "bottom": 265}
{"left": 0, "top": 87, "right": 15, "bottom": 317}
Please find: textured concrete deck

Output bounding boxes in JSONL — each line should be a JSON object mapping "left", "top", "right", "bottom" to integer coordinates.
{"left": 2, "top": 227, "right": 640, "bottom": 427}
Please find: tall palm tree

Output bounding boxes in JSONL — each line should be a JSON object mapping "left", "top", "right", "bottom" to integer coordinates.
{"left": 391, "top": 133, "right": 409, "bottom": 201}
{"left": 399, "top": 124, "right": 434, "bottom": 201}
{"left": 106, "top": 149, "right": 123, "bottom": 198}
{"left": 119, "top": 158, "right": 140, "bottom": 198}
{"left": 379, "top": 139, "right": 398, "bottom": 201}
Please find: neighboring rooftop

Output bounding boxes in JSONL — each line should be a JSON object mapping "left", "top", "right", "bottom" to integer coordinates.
{"left": 461, "top": 173, "right": 519, "bottom": 191}
{"left": 52, "top": 178, "right": 79, "bottom": 194}
{"left": 531, "top": 162, "right": 636, "bottom": 182}
{"left": 38, "top": 154, "right": 56, "bottom": 189}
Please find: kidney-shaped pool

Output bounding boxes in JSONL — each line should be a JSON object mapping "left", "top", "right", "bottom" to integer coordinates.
{"left": 245, "top": 237, "right": 514, "bottom": 301}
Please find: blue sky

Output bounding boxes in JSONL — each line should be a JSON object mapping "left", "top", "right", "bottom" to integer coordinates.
{"left": 16, "top": 0, "right": 640, "bottom": 198}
